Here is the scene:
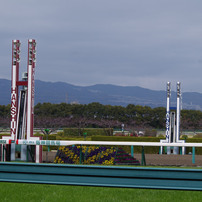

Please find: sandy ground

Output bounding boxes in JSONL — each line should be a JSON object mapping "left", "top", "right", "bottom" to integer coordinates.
{"left": 134, "top": 154, "right": 202, "bottom": 167}
{"left": 43, "top": 151, "right": 202, "bottom": 167}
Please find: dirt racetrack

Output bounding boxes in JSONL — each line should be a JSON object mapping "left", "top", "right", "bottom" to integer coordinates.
{"left": 134, "top": 154, "right": 202, "bottom": 167}
{"left": 43, "top": 151, "right": 202, "bottom": 167}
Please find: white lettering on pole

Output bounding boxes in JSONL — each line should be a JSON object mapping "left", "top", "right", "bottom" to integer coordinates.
{"left": 166, "top": 112, "right": 170, "bottom": 140}
{"left": 31, "top": 68, "right": 35, "bottom": 114}
{"left": 11, "top": 87, "right": 17, "bottom": 137}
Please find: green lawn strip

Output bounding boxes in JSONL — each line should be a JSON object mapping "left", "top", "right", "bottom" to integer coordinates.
{"left": 0, "top": 182, "right": 202, "bottom": 202}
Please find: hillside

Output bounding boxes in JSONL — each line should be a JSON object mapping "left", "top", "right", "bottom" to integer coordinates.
{"left": 0, "top": 79, "right": 202, "bottom": 110}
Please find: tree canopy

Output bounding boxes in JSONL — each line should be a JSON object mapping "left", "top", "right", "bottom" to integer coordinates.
{"left": 0, "top": 102, "right": 202, "bottom": 130}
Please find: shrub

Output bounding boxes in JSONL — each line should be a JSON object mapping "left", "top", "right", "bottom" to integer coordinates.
{"left": 181, "top": 135, "right": 188, "bottom": 140}
{"left": 57, "top": 131, "right": 64, "bottom": 136}
{"left": 193, "top": 133, "right": 202, "bottom": 138}
{"left": 186, "top": 138, "right": 202, "bottom": 154}
{"left": 0, "top": 134, "right": 10, "bottom": 138}
{"left": 91, "top": 136, "right": 165, "bottom": 154}
{"left": 63, "top": 128, "right": 113, "bottom": 137}
{"left": 47, "top": 134, "right": 56, "bottom": 140}
{"left": 114, "top": 133, "right": 124, "bottom": 136}
{"left": 144, "top": 129, "right": 157, "bottom": 137}
{"left": 34, "top": 132, "right": 42, "bottom": 137}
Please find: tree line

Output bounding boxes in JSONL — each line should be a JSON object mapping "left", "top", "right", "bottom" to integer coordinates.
{"left": 0, "top": 102, "right": 202, "bottom": 130}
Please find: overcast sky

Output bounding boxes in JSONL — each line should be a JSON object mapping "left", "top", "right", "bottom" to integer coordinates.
{"left": 1, "top": 0, "right": 202, "bottom": 93}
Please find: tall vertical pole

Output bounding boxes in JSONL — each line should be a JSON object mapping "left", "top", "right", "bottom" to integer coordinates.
{"left": 11, "top": 40, "right": 20, "bottom": 140}
{"left": 174, "top": 82, "right": 181, "bottom": 154}
{"left": 160, "top": 82, "right": 171, "bottom": 155}
{"left": 26, "top": 39, "right": 36, "bottom": 139}
{"left": 166, "top": 82, "right": 171, "bottom": 142}
{"left": 26, "top": 39, "right": 42, "bottom": 163}
{"left": 176, "top": 82, "right": 181, "bottom": 142}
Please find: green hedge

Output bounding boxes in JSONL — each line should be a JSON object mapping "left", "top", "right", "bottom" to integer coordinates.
{"left": 91, "top": 136, "right": 202, "bottom": 155}
{"left": 185, "top": 138, "right": 202, "bottom": 155}
{"left": 63, "top": 128, "right": 113, "bottom": 137}
{"left": 91, "top": 136, "right": 165, "bottom": 154}
{"left": 0, "top": 134, "right": 10, "bottom": 138}
{"left": 46, "top": 134, "right": 56, "bottom": 140}
{"left": 91, "top": 136, "right": 164, "bottom": 142}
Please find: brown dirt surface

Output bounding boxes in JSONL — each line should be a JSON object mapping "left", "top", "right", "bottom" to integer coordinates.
{"left": 134, "top": 154, "right": 202, "bottom": 167}
{"left": 43, "top": 151, "right": 202, "bottom": 167}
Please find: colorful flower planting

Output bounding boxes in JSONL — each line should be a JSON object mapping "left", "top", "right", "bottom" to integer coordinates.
{"left": 114, "top": 148, "right": 140, "bottom": 165}
{"left": 54, "top": 146, "right": 140, "bottom": 165}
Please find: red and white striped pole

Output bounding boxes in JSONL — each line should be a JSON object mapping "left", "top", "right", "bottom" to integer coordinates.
{"left": 1, "top": 40, "right": 20, "bottom": 161}
{"left": 10, "top": 40, "right": 20, "bottom": 140}
{"left": 26, "top": 39, "right": 42, "bottom": 163}
{"left": 26, "top": 39, "right": 36, "bottom": 139}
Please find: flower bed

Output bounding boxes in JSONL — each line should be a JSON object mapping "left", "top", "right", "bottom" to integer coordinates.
{"left": 115, "top": 148, "right": 140, "bottom": 165}
{"left": 54, "top": 146, "right": 140, "bottom": 165}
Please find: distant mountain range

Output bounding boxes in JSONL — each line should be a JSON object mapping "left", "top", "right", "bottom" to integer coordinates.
{"left": 0, "top": 78, "right": 202, "bottom": 110}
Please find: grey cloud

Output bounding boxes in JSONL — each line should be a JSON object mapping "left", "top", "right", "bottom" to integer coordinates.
{"left": 1, "top": 1, "right": 202, "bottom": 93}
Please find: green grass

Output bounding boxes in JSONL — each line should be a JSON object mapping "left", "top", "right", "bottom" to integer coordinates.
{"left": 0, "top": 182, "right": 202, "bottom": 202}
